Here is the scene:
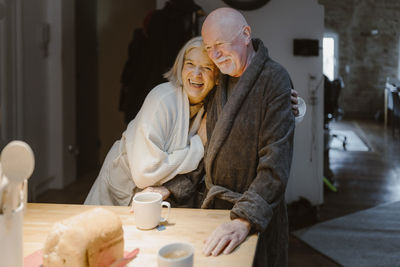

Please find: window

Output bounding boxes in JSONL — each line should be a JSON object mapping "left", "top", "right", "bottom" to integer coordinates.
{"left": 323, "top": 33, "right": 338, "bottom": 81}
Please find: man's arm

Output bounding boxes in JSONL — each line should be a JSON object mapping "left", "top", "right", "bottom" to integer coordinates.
{"left": 203, "top": 71, "right": 295, "bottom": 256}
{"left": 143, "top": 159, "right": 205, "bottom": 203}
{"left": 162, "top": 160, "right": 205, "bottom": 204}
{"left": 230, "top": 80, "right": 295, "bottom": 232}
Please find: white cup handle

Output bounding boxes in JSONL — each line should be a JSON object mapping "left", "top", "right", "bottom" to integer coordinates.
{"left": 160, "top": 201, "right": 170, "bottom": 223}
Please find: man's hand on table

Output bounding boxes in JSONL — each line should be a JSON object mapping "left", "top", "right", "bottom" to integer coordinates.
{"left": 142, "top": 186, "right": 171, "bottom": 200}
{"left": 203, "top": 218, "right": 251, "bottom": 257}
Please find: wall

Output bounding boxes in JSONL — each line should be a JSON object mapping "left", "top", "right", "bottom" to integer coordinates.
{"left": 46, "top": 0, "right": 76, "bottom": 191}
{"left": 0, "top": 0, "right": 19, "bottom": 147}
{"left": 157, "top": 0, "right": 325, "bottom": 205}
{"left": 97, "top": 0, "right": 155, "bottom": 161}
{"left": 3, "top": 0, "right": 157, "bottom": 196}
{"left": 20, "top": 0, "right": 53, "bottom": 197}
{"left": 0, "top": 0, "right": 76, "bottom": 199}
{"left": 319, "top": 0, "right": 400, "bottom": 119}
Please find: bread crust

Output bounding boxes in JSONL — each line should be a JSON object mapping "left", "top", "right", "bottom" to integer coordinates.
{"left": 43, "top": 208, "right": 124, "bottom": 267}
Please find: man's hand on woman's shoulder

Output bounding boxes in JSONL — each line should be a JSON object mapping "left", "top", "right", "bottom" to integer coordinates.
{"left": 291, "top": 89, "right": 299, "bottom": 117}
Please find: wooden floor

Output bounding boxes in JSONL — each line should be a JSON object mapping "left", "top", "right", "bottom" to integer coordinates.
{"left": 288, "top": 119, "right": 400, "bottom": 266}
{"left": 36, "top": 119, "right": 400, "bottom": 266}
{"left": 36, "top": 170, "right": 97, "bottom": 204}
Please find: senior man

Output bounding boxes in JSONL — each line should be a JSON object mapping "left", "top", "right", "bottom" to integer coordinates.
{"left": 147, "top": 7, "right": 296, "bottom": 266}
{"left": 198, "top": 8, "right": 295, "bottom": 267}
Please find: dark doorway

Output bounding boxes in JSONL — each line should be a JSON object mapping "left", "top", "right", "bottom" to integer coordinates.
{"left": 75, "top": 0, "right": 99, "bottom": 178}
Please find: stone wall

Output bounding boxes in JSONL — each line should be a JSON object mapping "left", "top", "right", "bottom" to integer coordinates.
{"left": 319, "top": 0, "right": 400, "bottom": 119}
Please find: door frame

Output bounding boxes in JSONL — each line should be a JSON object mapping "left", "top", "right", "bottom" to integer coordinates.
{"left": 0, "top": 0, "right": 24, "bottom": 147}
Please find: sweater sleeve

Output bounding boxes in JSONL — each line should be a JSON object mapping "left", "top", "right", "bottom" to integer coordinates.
{"left": 231, "top": 70, "right": 295, "bottom": 232}
{"left": 125, "top": 87, "right": 204, "bottom": 189}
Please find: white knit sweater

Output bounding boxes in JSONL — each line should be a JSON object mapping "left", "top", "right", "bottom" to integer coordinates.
{"left": 85, "top": 82, "right": 204, "bottom": 206}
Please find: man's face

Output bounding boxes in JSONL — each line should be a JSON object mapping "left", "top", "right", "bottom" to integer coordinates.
{"left": 202, "top": 27, "right": 248, "bottom": 77}
{"left": 181, "top": 47, "right": 218, "bottom": 104}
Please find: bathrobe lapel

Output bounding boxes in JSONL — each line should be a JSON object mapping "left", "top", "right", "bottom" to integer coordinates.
{"left": 205, "top": 40, "right": 269, "bottom": 190}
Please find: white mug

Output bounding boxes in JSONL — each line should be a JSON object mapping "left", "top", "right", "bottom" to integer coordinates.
{"left": 132, "top": 192, "right": 170, "bottom": 230}
{"left": 158, "top": 242, "right": 194, "bottom": 267}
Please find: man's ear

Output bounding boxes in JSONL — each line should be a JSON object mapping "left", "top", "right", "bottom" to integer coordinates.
{"left": 243, "top": 26, "right": 252, "bottom": 45}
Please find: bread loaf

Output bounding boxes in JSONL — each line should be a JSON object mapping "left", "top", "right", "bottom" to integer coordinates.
{"left": 43, "top": 208, "right": 124, "bottom": 267}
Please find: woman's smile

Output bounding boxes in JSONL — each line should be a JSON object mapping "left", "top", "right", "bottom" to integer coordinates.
{"left": 182, "top": 47, "right": 218, "bottom": 104}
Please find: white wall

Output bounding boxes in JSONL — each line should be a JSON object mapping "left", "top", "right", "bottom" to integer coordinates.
{"left": 158, "top": 0, "right": 325, "bottom": 205}
{"left": 2, "top": 0, "right": 76, "bottom": 198}
{"left": 46, "top": 0, "right": 76, "bottom": 190}
{"left": 20, "top": 0, "right": 52, "bottom": 197}
{"left": 0, "top": 0, "right": 20, "bottom": 147}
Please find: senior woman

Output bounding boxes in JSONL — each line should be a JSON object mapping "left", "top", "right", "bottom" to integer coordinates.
{"left": 85, "top": 36, "right": 304, "bottom": 206}
{"left": 85, "top": 36, "right": 215, "bottom": 206}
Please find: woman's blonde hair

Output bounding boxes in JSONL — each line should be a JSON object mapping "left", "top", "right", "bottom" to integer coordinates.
{"left": 164, "top": 36, "right": 206, "bottom": 88}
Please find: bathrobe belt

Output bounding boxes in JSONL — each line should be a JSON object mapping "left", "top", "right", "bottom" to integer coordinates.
{"left": 201, "top": 184, "right": 242, "bottom": 209}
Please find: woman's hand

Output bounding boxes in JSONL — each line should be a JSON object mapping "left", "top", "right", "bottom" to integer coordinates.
{"left": 142, "top": 186, "right": 171, "bottom": 200}
{"left": 198, "top": 113, "right": 207, "bottom": 146}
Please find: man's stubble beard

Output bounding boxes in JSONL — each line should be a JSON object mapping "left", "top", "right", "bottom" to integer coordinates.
{"left": 217, "top": 59, "right": 236, "bottom": 76}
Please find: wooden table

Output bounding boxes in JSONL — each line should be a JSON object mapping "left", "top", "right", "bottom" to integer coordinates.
{"left": 24, "top": 203, "right": 258, "bottom": 267}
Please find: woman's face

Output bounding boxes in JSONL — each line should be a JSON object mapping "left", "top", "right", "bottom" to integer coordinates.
{"left": 181, "top": 47, "right": 218, "bottom": 104}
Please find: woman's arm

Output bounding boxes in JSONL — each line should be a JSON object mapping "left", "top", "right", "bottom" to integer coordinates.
{"left": 125, "top": 86, "right": 204, "bottom": 189}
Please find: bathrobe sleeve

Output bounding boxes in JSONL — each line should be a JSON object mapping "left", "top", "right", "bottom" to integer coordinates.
{"left": 163, "top": 159, "right": 205, "bottom": 203}
{"left": 124, "top": 85, "right": 204, "bottom": 189}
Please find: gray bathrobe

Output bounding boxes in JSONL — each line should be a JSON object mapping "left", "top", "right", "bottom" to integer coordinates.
{"left": 165, "top": 38, "right": 294, "bottom": 267}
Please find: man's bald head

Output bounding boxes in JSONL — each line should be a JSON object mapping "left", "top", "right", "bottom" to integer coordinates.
{"left": 202, "top": 8, "right": 248, "bottom": 39}
{"left": 201, "top": 8, "right": 253, "bottom": 77}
